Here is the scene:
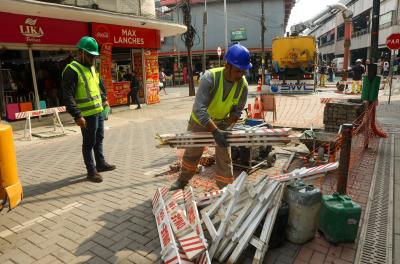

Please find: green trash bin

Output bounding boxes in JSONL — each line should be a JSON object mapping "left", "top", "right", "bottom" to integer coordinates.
{"left": 319, "top": 193, "right": 361, "bottom": 243}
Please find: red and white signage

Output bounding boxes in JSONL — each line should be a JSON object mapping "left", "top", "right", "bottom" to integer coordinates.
{"left": 92, "top": 23, "right": 160, "bottom": 48}
{"left": 386, "top": 33, "right": 400, "bottom": 50}
{"left": 15, "top": 106, "right": 66, "bottom": 119}
{"left": 0, "top": 12, "right": 88, "bottom": 45}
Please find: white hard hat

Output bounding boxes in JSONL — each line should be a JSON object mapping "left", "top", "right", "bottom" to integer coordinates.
{"left": 356, "top": 59, "right": 362, "bottom": 63}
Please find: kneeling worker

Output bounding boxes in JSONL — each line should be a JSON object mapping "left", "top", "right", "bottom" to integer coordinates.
{"left": 62, "top": 36, "right": 116, "bottom": 183}
{"left": 170, "top": 44, "right": 252, "bottom": 191}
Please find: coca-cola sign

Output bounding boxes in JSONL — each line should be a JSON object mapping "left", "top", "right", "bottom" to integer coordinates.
{"left": 0, "top": 12, "right": 88, "bottom": 45}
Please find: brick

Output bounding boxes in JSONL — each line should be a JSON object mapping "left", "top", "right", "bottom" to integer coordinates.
{"left": 324, "top": 256, "right": 352, "bottom": 264}
{"left": 32, "top": 255, "right": 60, "bottom": 264}
{"left": 108, "top": 249, "right": 133, "bottom": 263}
{"left": 89, "top": 244, "right": 114, "bottom": 260}
{"left": 87, "top": 256, "right": 110, "bottom": 264}
{"left": 75, "top": 241, "right": 97, "bottom": 255}
{"left": 109, "top": 237, "right": 133, "bottom": 252}
{"left": 307, "top": 241, "right": 329, "bottom": 254}
{"left": 10, "top": 249, "right": 36, "bottom": 263}
{"left": 52, "top": 247, "right": 76, "bottom": 263}
{"left": 340, "top": 247, "right": 356, "bottom": 262}
{"left": 327, "top": 245, "right": 342, "bottom": 258}
{"left": 310, "top": 251, "right": 326, "bottom": 264}
{"left": 127, "top": 252, "right": 154, "bottom": 264}
{"left": 296, "top": 247, "right": 313, "bottom": 262}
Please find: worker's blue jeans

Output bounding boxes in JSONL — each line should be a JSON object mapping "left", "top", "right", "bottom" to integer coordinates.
{"left": 80, "top": 114, "right": 106, "bottom": 174}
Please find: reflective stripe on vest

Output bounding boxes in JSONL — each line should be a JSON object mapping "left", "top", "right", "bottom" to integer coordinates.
{"left": 64, "top": 61, "right": 103, "bottom": 117}
{"left": 191, "top": 67, "right": 245, "bottom": 125}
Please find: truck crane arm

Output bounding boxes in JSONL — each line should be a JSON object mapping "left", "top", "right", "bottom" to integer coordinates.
{"left": 290, "top": 3, "right": 352, "bottom": 36}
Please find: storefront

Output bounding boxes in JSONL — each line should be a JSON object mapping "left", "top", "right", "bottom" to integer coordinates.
{"left": 92, "top": 23, "right": 161, "bottom": 106}
{"left": 0, "top": 11, "right": 88, "bottom": 120}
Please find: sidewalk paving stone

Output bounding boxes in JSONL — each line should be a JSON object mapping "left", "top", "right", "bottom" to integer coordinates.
{"left": 0, "top": 87, "right": 398, "bottom": 263}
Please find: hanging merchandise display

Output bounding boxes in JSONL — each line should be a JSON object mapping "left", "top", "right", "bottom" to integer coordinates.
{"left": 144, "top": 49, "right": 160, "bottom": 104}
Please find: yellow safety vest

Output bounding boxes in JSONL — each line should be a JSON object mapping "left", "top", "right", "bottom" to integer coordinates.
{"left": 63, "top": 61, "right": 103, "bottom": 117}
{"left": 191, "top": 67, "right": 246, "bottom": 125}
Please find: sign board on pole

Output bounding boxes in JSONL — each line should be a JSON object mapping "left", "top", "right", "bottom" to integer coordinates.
{"left": 217, "top": 47, "right": 222, "bottom": 57}
{"left": 230, "top": 28, "right": 247, "bottom": 41}
{"left": 386, "top": 33, "right": 400, "bottom": 50}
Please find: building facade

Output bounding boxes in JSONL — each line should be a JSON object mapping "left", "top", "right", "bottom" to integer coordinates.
{"left": 309, "top": 0, "right": 400, "bottom": 65}
{"left": 157, "top": 0, "right": 295, "bottom": 84}
{"left": 0, "top": 0, "right": 185, "bottom": 120}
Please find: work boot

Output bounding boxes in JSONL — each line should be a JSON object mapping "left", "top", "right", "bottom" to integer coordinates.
{"left": 87, "top": 171, "right": 103, "bottom": 183}
{"left": 96, "top": 163, "right": 116, "bottom": 172}
{"left": 169, "top": 179, "right": 188, "bottom": 191}
{"left": 136, "top": 105, "right": 141, "bottom": 109}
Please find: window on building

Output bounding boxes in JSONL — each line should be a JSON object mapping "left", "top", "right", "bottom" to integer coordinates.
{"left": 337, "top": 24, "right": 344, "bottom": 41}
{"left": 380, "top": 11, "right": 394, "bottom": 29}
{"left": 352, "top": 9, "right": 370, "bottom": 37}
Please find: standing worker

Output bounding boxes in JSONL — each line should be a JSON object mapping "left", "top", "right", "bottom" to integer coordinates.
{"left": 62, "top": 36, "right": 116, "bottom": 183}
{"left": 351, "top": 59, "right": 365, "bottom": 94}
{"left": 319, "top": 61, "right": 327, "bottom": 87}
{"left": 169, "top": 43, "right": 251, "bottom": 191}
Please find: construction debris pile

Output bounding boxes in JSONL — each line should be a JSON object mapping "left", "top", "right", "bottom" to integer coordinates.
{"left": 152, "top": 162, "right": 339, "bottom": 264}
{"left": 156, "top": 127, "right": 296, "bottom": 148}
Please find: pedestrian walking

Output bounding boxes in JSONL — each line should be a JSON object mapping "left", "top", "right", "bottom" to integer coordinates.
{"left": 159, "top": 70, "right": 167, "bottom": 94}
{"left": 125, "top": 71, "right": 141, "bottom": 109}
{"left": 62, "top": 36, "right": 116, "bottom": 183}
{"left": 327, "top": 63, "right": 334, "bottom": 82}
{"left": 169, "top": 43, "right": 251, "bottom": 191}
{"left": 351, "top": 59, "right": 365, "bottom": 94}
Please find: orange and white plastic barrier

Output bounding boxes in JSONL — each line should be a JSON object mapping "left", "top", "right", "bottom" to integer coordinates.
{"left": 15, "top": 106, "right": 66, "bottom": 141}
{"left": 152, "top": 187, "right": 211, "bottom": 264}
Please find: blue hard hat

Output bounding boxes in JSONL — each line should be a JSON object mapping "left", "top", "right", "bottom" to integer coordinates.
{"left": 224, "top": 44, "right": 252, "bottom": 70}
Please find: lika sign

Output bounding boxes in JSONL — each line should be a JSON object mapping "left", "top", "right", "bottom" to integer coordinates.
{"left": 386, "top": 33, "right": 400, "bottom": 50}
{"left": 0, "top": 12, "right": 88, "bottom": 45}
{"left": 92, "top": 23, "right": 160, "bottom": 48}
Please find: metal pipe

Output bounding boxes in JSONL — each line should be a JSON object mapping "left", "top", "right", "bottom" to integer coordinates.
{"left": 28, "top": 47, "right": 41, "bottom": 112}
{"left": 336, "top": 123, "right": 353, "bottom": 194}
{"left": 202, "top": 0, "right": 207, "bottom": 72}
{"left": 224, "top": 0, "right": 228, "bottom": 51}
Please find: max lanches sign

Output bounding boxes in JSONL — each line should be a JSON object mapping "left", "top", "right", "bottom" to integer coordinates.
{"left": 114, "top": 29, "right": 144, "bottom": 45}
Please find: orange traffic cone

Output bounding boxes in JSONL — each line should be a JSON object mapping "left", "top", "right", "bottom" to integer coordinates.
{"left": 247, "top": 103, "right": 253, "bottom": 118}
{"left": 253, "top": 97, "right": 263, "bottom": 119}
{"left": 257, "top": 78, "right": 262, "bottom": 92}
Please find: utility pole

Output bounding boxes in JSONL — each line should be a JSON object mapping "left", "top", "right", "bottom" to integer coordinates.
{"left": 370, "top": 0, "right": 380, "bottom": 63}
{"left": 261, "top": 0, "right": 266, "bottom": 85}
{"left": 202, "top": 0, "right": 207, "bottom": 72}
{"left": 224, "top": 0, "right": 228, "bottom": 51}
{"left": 181, "top": 0, "right": 195, "bottom": 96}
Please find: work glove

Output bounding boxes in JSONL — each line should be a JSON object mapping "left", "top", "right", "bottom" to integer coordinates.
{"left": 212, "top": 129, "right": 229, "bottom": 148}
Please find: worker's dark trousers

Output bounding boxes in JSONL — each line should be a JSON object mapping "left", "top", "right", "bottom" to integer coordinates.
{"left": 178, "top": 119, "right": 234, "bottom": 189}
{"left": 80, "top": 113, "right": 106, "bottom": 174}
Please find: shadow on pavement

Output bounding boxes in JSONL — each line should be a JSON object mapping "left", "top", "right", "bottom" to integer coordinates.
{"left": 75, "top": 200, "right": 160, "bottom": 263}
{"left": 141, "top": 156, "right": 177, "bottom": 170}
{"left": 23, "top": 174, "right": 87, "bottom": 198}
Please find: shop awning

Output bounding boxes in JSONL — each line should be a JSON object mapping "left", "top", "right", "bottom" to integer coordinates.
{"left": 0, "top": 0, "right": 187, "bottom": 39}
